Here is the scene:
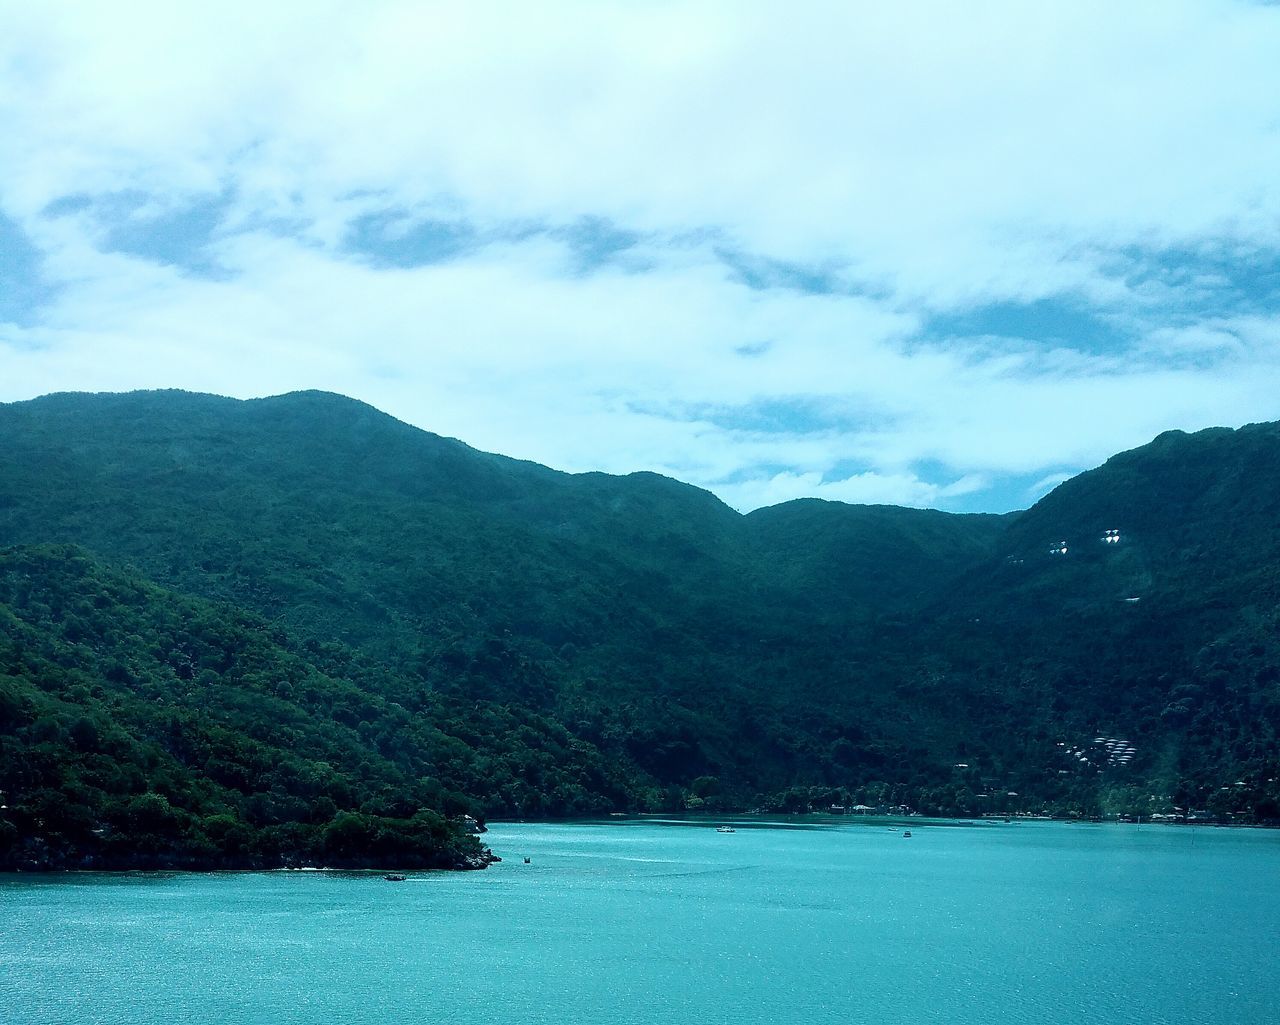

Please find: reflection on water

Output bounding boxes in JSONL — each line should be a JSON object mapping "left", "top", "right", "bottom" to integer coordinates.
{"left": 2, "top": 820, "right": 1276, "bottom": 1025}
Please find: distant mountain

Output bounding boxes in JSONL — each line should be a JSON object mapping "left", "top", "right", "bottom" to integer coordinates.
{"left": 1, "top": 390, "right": 1277, "bottom": 868}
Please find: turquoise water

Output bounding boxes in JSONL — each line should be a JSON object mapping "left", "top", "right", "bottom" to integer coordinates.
{"left": 2, "top": 819, "right": 1277, "bottom": 1024}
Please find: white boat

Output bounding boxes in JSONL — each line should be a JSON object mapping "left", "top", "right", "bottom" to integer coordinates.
{"left": 715, "top": 825, "right": 736, "bottom": 833}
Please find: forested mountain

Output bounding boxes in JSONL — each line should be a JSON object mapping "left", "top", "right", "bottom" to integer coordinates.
{"left": 1, "top": 391, "right": 1277, "bottom": 869}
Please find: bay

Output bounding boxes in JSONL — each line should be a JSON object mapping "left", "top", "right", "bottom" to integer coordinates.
{"left": 2, "top": 819, "right": 1277, "bottom": 1025}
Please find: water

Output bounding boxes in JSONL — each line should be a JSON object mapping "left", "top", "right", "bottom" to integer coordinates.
{"left": 2, "top": 819, "right": 1277, "bottom": 1024}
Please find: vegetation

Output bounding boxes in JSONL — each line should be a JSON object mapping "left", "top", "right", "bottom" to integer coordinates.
{"left": 1, "top": 391, "right": 1277, "bottom": 868}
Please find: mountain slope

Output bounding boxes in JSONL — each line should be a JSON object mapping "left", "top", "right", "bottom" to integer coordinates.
{"left": 0, "top": 389, "right": 1006, "bottom": 726}
{"left": 1, "top": 389, "right": 1278, "bottom": 846}
{"left": 0, "top": 544, "right": 647, "bottom": 869}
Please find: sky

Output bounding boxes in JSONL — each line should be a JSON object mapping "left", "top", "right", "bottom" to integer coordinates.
{"left": 2, "top": 1, "right": 1279, "bottom": 513}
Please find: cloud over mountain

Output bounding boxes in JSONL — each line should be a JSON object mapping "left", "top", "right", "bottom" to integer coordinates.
{"left": 2, "top": 1, "right": 1279, "bottom": 510}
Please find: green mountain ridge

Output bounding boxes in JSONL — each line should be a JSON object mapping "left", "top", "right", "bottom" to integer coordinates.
{"left": 2, "top": 390, "right": 1278, "bottom": 868}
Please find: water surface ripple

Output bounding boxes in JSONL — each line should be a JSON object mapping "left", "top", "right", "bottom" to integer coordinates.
{"left": 2, "top": 820, "right": 1276, "bottom": 1024}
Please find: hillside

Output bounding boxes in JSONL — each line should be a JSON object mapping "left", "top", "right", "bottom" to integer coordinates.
{"left": 0, "top": 390, "right": 1002, "bottom": 651}
{"left": 0, "top": 390, "right": 1007, "bottom": 761}
{"left": 1, "top": 390, "right": 1278, "bottom": 867}
{"left": 899, "top": 422, "right": 1280, "bottom": 819}
{"left": 0, "top": 545, "right": 512, "bottom": 869}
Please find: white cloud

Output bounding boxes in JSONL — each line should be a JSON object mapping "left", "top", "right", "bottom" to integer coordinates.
{"left": 1026, "top": 473, "right": 1075, "bottom": 503}
{"left": 2, "top": 1, "right": 1280, "bottom": 511}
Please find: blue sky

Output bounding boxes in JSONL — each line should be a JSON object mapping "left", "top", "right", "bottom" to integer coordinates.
{"left": 2, "top": 1, "right": 1279, "bottom": 512}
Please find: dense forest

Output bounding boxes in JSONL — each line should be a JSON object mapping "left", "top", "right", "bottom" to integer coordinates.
{"left": 1, "top": 390, "right": 1278, "bottom": 869}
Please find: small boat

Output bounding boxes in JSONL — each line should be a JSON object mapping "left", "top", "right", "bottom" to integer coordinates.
{"left": 902, "top": 831, "right": 912, "bottom": 838}
{"left": 887, "top": 826, "right": 898, "bottom": 832}
{"left": 383, "top": 873, "right": 407, "bottom": 882}
{"left": 523, "top": 857, "right": 531, "bottom": 864}
{"left": 715, "top": 825, "right": 736, "bottom": 833}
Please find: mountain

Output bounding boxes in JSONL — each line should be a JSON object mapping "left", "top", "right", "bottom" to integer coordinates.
{"left": 1, "top": 390, "right": 1277, "bottom": 867}
{"left": 0, "top": 389, "right": 1000, "bottom": 649}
